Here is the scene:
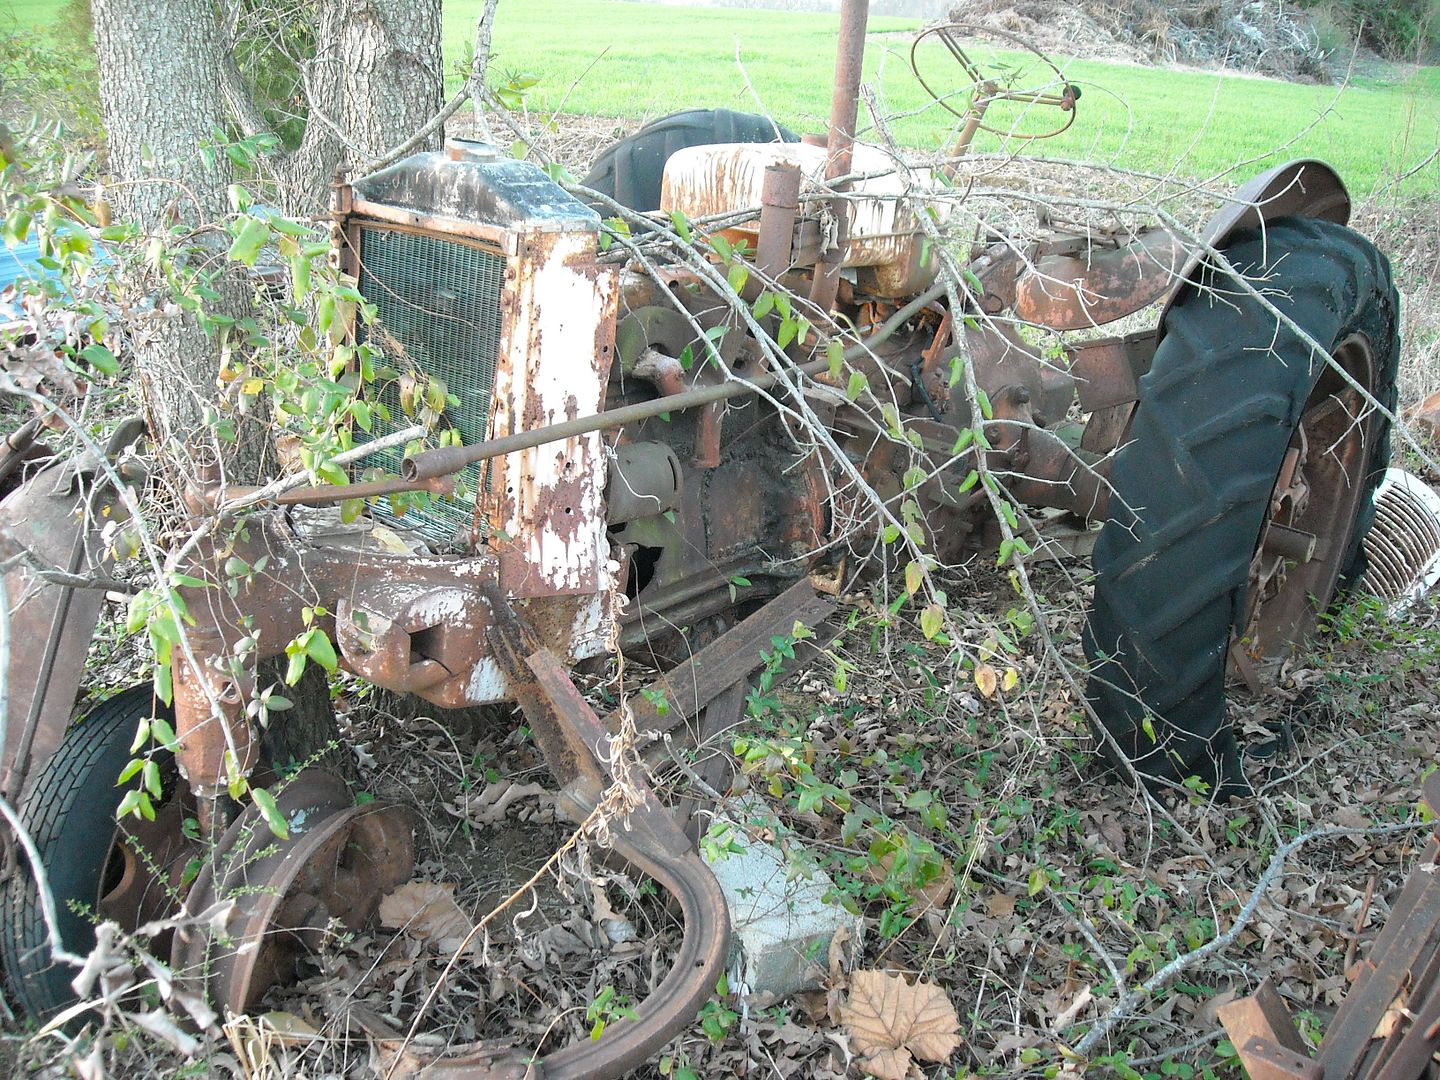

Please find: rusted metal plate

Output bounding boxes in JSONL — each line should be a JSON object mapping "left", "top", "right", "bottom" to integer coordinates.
{"left": 1070, "top": 332, "right": 1156, "bottom": 412}
{"left": 1318, "top": 835, "right": 1440, "bottom": 1079}
{"left": 0, "top": 458, "right": 125, "bottom": 801}
{"left": 486, "top": 230, "right": 619, "bottom": 599}
{"left": 1218, "top": 978, "right": 1311, "bottom": 1059}
{"left": 616, "top": 578, "right": 835, "bottom": 739}
{"left": 1014, "top": 228, "right": 1186, "bottom": 331}
{"left": 1158, "top": 159, "right": 1350, "bottom": 340}
{"left": 1237, "top": 1036, "right": 1325, "bottom": 1080}
{"left": 1080, "top": 404, "right": 1134, "bottom": 456}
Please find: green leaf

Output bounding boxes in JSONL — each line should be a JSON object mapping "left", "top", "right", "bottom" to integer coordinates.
{"left": 976, "top": 387, "right": 994, "bottom": 421}
{"left": 151, "top": 717, "right": 179, "bottom": 751}
{"left": 827, "top": 339, "right": 844, "bottom": 378}
{"left": 302, "top": 629, "right": 339, "bottom": 672}
{"left": 846, "top": 370, "right": 867, "bottom": 401}
{"left": 904, "top": 561, "right": 922, "bottom": 596}
{"left": 116, "top": 788, "right": 143, "bottom": 820}
{"left": 142, "top": 759, "right": 162, "bottom": 798}
{"left": 117, "top": 758, "right": 144, "bottom": 785}
{"left": 957, "top": 469, "right": 979, "bottom": 494}
{"left": 251, "top": 787, "right": 289, "bottom": 840}
{"left": 752, "top": 291, "right": 775, "bottom": 319}
{"left": 726, "top": 261, "right": 749, "bottom": 294}
{"left": 777, "top": 317, "right": 798, "bottom": 350}
{"left": 284, "top": 648, "right": 307, "bottom": 686}
{"left": 920, "top": 603, "right": 944, "bottom": 640}
{"left": 154, "top": 662, "right": 173, "bottom": 706}
{"left": 79, "top": 343, "right": 118, "bottom": 376}
{"left": 668, "top": 210, "right": 692, "bottom": 244}
{"left": 227, "top": 216, "right": 268, "bottom": 266}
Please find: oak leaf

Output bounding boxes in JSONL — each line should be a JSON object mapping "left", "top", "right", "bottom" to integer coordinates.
{"left": 377, "top": 881, "right": 477, "bottom": 956}
{"left": 842, "top": 970, "right": 961, "bottom": 1079}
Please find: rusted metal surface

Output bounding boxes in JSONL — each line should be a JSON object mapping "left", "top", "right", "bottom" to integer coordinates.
{"left": 1219, "top": 776, "right": 1440, "bottom": 1080}
{"left": 1014, "top": 228, "right": 1186, "bottom": 330}
{"left": 0, "top": 451, "right": 134, "bottom": 803}
{"left": 661, "top": 140, "right": 940, "bottom": 300}
{"left": 1159, "top": 159, "right": 1350, "bottom": 340}
{"left": 605, "top": 441, "right": 683, "bottom": 524}
{"left": 1069, "top": 331, "right": 1157, "bottom": 412}
{"left": 0, "top": 417, "right": 45, "bottom": 493}
{"left": 173, "top": 770, "right": 414, "bottom": 1015}
{"left": 205, "top": 474, "right": 454, "bottom": 508}
{"left": 446, "top": 594, "right": 734, "bottom": 1080}
{"left": 1247, "top": 329, "right": 1377, "bottom": 656}
{"left": 807, "top": 0, "right": 868, "bottom": 316}
{"left": 757, "top": 162, "right": 802, "bottom": 278}
{"left": 911, "top": 23, "right": 1080, "bottom": 143}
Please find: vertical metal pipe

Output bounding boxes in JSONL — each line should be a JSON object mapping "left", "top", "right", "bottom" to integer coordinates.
{"left": 756, "top": 162, "right": 802, "bottom": 279}
{"left": 807, "top": 0, "right": 869, "bottom": 318}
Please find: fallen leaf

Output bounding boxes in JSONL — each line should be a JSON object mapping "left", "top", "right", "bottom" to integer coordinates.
{"left": 842, "top": 969, "right": 961, "bottom": 1079}
{"left": 986, "top": 891, "right": 1017, "bottom": 917}
{"left": 975, "top": 664, "right": 998, "bottom": 698}
{"left": 377, "top": 881, "right": 477, "bottom": 955}
{"left": 828, "top": 923, "right": 854, "bottom": 984}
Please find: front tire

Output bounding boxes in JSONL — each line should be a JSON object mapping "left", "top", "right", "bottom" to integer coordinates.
{"left": 1, "top": 686, "right": 185, "bottom": 1020}
{"left": 1083, "top": 218, "right": 1399, "bottom": 795}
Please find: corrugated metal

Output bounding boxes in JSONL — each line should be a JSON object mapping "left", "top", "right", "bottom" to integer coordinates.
{"left": 356, "top": 224, "right": 506, "bottom": 547}
{"left": 1361, "top": 468, "right": 1440, "bottom": 608}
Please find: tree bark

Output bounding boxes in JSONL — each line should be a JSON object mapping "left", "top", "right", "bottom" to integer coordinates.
{"left": 92, "top": 0, "right": 237, "bottom": 461}
{"left": 240, "top": 0, "right": 445, "bottom": 212}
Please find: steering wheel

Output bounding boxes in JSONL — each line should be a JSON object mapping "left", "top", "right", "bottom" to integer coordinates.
{"left": 910, "top": 23, "right": 1080, "bottom": 145}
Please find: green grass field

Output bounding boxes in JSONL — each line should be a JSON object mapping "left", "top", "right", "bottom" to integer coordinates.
{"left": 3, "top": 0, "right": 1435, "bottom": 194}
{"left": 457, "top": 0, "right": 1440, "bottom": 196}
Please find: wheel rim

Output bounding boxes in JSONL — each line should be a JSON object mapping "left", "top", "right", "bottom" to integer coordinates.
{"left": 1246, "top": 332, "right": 1379, "bottom": 654}
{"left": 97, "top": 792, "right": 196, "bottom": 932}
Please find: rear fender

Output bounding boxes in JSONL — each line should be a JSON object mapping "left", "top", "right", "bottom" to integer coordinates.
{"left": 1156, "top": 159, "right": 1350, "bottom": 341}
{"left": 0, "top": 425, "right": 143, "bottom": 803}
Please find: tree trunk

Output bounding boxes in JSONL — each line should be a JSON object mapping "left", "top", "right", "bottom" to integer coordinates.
{"left": 91, "top": 0, "right": 447, "bottom": 770}
{"left": 275, "top": 0, "right": 445, "bottom": 211}
{"left": 92, "top": 0, "right": 237, "bottom": 461}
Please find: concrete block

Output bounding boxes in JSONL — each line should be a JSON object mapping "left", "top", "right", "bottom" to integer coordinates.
{"left": 702, "top": 795, "right": 861, "bottom": 1000}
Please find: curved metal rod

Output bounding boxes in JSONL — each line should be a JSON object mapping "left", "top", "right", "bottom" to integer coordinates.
{"left": 911, "top": 22, "right": 1079, "bottom": 141}
{"left": 542, "top": 836, "right": 730, "bottom": 1079}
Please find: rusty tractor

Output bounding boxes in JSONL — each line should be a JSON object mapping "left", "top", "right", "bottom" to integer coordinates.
{"left": 0, "top": 1, "right": 1405, "bottom": 1074}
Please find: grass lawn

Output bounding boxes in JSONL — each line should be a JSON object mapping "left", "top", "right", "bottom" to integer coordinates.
{"left": 3, "top": 0, "right": 1434, "bottom": 194}
{"left": 456, "top": 0, "right": 1439, "bottom": 196}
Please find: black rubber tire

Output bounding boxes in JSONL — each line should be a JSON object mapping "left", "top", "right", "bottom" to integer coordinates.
{"left": 1083, "top": 218, "right": 1399, "bottom": 796}
{"left": 581, "top": 108, "right": 799, "bottom": 212}
{"left": 1, "top": 685, "right": 173, "bottom": 1020}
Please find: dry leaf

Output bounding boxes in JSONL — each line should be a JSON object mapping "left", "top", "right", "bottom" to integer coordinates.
{"left": 842, "top": 969, "right": 961, "bottom": 1079}
{"left": 986, "top": 891, "right": 1017, "bottom": 917}
{"left": 974, "top": 663, "right": 998, "bottom": 698}
{"left": 829, "top": 923, "right": 854, "bottom": 984}
{"left": 378, "top": 881, "right": 477, "bottom": 955}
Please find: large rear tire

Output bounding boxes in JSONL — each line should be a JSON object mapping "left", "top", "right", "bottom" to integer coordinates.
{"left": 1, "top": 686, "right": 186, "bottom": 1020}
{"left": 581, "top": 108, "right": 798, "bottom": 212}
{"left": 1083, "top": 218, "right": 1399, "bottom": 795}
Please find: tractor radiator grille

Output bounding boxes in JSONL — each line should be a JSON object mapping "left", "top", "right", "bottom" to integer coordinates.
{"left": 356, "top": 225, "right": 506, "bottom": 547}
{"left": 1359, "top": 468, "right": 1440, "bottom": 609}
